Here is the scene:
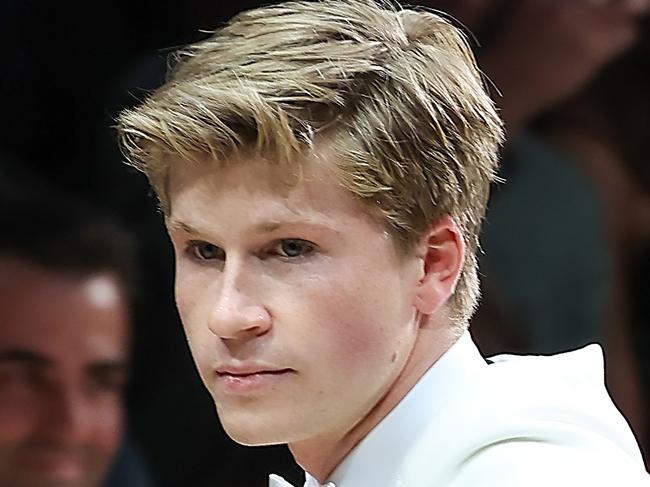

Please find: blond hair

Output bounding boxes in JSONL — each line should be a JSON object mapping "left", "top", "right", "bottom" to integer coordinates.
{"left": 117, "top": 0, "right": 504, "bottom": 326}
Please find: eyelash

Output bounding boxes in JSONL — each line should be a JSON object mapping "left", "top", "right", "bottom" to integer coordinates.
{"left": 184, "top": 239, "right": 316, "bottom": 263}
{"left": 185, "top": 241, "right": 225, "bottom": 262}
{"left": 268, "top": 239, "right": 315, "bottom": 260}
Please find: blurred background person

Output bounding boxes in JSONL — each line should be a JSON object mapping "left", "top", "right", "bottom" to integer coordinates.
{"left": 0, "top": 165, "right": 153, "bottom": 487}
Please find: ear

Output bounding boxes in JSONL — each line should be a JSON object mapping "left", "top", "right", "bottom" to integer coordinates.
{"left": 412, "top": 215, "right": 465, "bottom": 316}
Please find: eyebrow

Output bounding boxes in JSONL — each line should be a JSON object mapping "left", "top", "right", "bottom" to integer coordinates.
{"left": 0, "top": 349, "right": 52, "bottom": 367}
{"left": 166, "top": 217, "right": 337, "bottom": 237}
{"left": 251, "top": 220, "right": 332, "bottom": 233}
{"left": 166, "top": 219, "right": 199, "bottom": 235}
{"left": 87, "top": 360, "right": 129, "bottom": 377}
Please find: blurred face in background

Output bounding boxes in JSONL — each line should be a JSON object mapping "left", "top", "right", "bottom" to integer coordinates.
{"left": 0, "top": 257, "right": 129, "bottom": 487}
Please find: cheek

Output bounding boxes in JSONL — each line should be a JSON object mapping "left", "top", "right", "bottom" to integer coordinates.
{"left": 322, "top": 304, "right": 383, "bottom": 359}
{"left": 175, "top": 267, "right": 200, "bottom": 320}
{"left": 0, "top": 388, "right": 38, "bottom": 443}
{"left": 175, "top": 271, "right": 208, "bottom": 341}
{"left": 174, "top": 274, "right": 219, "bottom": 383}
{"left": 174, "top": 263, "right": 220, "bottom": 325}
{"left": 91, "top": 399, "right": 123, "bottom": 452}
{"left": 290, "top": 273, "right": 413, "bottom": 370}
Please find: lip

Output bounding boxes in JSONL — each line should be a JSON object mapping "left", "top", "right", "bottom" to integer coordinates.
{"left": 215, "top": 367, "right": 294, "bottom": 394}
{"left": 18, "top": 451, "right": 83, "bottom": 479}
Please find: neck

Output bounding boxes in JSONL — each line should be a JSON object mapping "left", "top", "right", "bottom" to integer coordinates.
{"left": 289, "top": 321, "right": 461, "bottom": 484}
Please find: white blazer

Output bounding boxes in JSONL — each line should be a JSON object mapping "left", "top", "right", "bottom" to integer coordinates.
{"left": 271, "top": 333, "right": 650, "bottom": 487}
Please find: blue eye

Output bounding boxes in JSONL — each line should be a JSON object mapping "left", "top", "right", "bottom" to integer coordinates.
{"left": 188, "top": 241, "right": 225, "bottom": 261}
{"left": 274, "top": 239, "right": 314, "bottom": 258}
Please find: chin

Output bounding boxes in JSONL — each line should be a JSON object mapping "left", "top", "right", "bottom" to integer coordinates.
{"left": 218, "top": 410, "right": 301, "bottom": 447}
{"left": 221, "top": 422, "right": 287, "bottom": 447}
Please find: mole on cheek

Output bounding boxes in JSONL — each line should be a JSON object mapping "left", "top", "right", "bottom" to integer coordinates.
{"left": 390, "top": 352, "right": 397, "bottom": 363}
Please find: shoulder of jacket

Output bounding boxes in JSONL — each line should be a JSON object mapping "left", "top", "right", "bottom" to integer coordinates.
{"left": 396, "top": 345, "right": 645, "bottom": 485}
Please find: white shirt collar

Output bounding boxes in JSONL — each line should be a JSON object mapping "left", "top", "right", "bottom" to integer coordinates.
{"left": 303, "top": 331, "right": 486, "bottom": 487}
{"left": 304, "top": 473, "right": 333, "bottom": 487}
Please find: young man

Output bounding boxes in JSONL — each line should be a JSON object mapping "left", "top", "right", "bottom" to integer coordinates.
{"left": 117, "top": 1, "right": 649, "bottom": 485}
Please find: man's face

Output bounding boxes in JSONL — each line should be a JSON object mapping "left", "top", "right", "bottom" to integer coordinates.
{"left": 0, "top": 259, "right": 128, "bottom": 487}
{"left": 167, "top": 155, "right": 424, "bottom": 446}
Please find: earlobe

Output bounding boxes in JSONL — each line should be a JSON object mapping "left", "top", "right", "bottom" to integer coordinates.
{"left": 413, "top": 288, "right": 439, "bottom": 315}
{"left": 413, "top": 216, "right": 465, "bottom": 316}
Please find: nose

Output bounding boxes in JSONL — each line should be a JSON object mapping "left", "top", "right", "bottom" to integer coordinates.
{"left": 208, "top": 261, "right": 272, "bottom": 341}
{"left": 38, "top": 383, "right": 97, "bottom": 445}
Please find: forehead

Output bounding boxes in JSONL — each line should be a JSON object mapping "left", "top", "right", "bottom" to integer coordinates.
{"left": 0, "top": 258, "right": 129, "bottom": 363}
{"left": 166, "top": 152, "right": 382, "bottom": 232}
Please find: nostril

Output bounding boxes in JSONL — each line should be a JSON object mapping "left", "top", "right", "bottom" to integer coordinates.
{"left": 208, "top": 302, "right": 271, "bottom": 340}
{"left": 244, "top": 307, "right": 272, "bottom": 332}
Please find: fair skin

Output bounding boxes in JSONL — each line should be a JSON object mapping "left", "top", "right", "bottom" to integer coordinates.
{"left": 0, "top": 258, "right": 129, "bottom": 487}
{"left": 167, "top": 151, "right": 465, "bottom": 482}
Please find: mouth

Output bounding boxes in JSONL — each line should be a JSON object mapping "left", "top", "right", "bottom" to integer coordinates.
{"left": 215, "top": 368, "right": 294, "bottom": 394}
{"left": 17, "top": 450, "right": 85, "bottom": 480}
{"left": 217, "top": 368, "right": 292, "bottom": 377}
